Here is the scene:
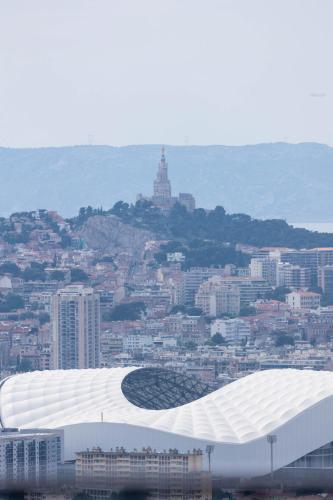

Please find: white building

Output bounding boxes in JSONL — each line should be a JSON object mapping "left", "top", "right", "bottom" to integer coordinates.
{"left": 277, "top": 263, "right": 311, "bottom": 289}
{"left": 166, "top": 252, "right": 185, "bottom": 263}
{"left": 123, "top": 334, "right": 153, "bottom": 352}
{"left": 51, "top": 285, "right": 100, "bottom": 369}
{"left": 286, "top": 290, "right": 321, "bottom": 310}
{"left": 211, "top": 318, "right": 251, "bottom": 341}
{"left": 0, "top": 276, "right": 13, "bottom": 292}
{"left": 218, "top": 277, "right": 271, "bottom": 304}
{"left": 195, "top": 277, "right": 240, "bottom": 317}
{"left": 250, "top": 258, "right": 277, "bottom": 285}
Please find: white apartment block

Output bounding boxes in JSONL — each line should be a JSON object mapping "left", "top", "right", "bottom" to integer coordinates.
{"left": 286, "top": 290, "right": 321, "bottom": 310}
{"left": 195, "top": 277, "right": 240, "bottom": 317}
{"left": 250, "top": 258, "right": 277, "bottom": 285}
{"left": 123, "top": 334, "right": 153, "bottom": 352}
{"left": 277, "top": 263, "right": 311, "bottom": 289}
{"left": 211, "top": 318, "right": 251, "bottom": 341}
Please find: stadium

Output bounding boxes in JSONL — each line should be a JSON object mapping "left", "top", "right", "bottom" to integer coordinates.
{"left": 1, "top": 367, "right": 333, "bottom": 478}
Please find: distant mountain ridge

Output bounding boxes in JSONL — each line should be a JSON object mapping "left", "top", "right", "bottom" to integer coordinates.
{"left": 0, "top": 142, "right": 332, "bottom": 221}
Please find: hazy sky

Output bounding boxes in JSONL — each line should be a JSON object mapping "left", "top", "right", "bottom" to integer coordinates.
{"left": 1, "top": 0, "right": 333, "bottom": 147}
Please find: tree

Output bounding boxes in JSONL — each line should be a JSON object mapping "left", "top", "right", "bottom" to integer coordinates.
{"left": 0, "top": 293, "right": 24, "bottom": 312}
{"left": 211, "top": 333, "right": 226, "bottom": 345}
{"left": 267, "top": 286, "right": 291, "bottom": 302}
{"left": 170, "top": 305, "right": 186, "bottom": 314}
{"left": 39, "top": 312, "right": 50, "bottom": 325}
{"left": 275, "top": 333, "right": 295, "bottom": 347}
{"left": 239, "top": 306, "right": 256, "bottom": 316}
{"left": 17, "top": 357, "right": 33, "bottom": 372}
{"left": 50, "top": 270, "right": 65, "bottom": 281}
{"left": 60, "top": 233, "right": 72, "bottom": 248}
{"left": 23, "top": 261, "right": 47, "bottom": 281}
{"left": 71, "top": 268, "right": 89, "bottom": 283}
{"left": 103, "top": 302, "right": 146, "bottom": 321}
{"left": 183, "top": 340, "right": 197, "bottom": 351}
{"left": 0, "top": 262, "right": 21, "bottom": 276}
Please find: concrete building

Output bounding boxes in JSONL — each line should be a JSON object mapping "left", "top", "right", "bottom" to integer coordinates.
{"left": 123, "top": 333, "right": 153, "bottom": 353}
{"left": 211, "top": 318, "right": 251, "bottom": 342}
{"left": 286, "top": 290, "right": 321, "bottom": 310}
{"left": 219, "top": 277, "right": 271, "bottom": 305}
{"left": 277, "top": 263, "right": 311, "bottom": 289}
{"left": 318, "top": 266, "right": 333, "bottom": 297}
{"left": 250, "top": 258, "right": 277, "bottom": 286}
{"left": 195, "top": 277, "right": 240, "bottom": 317}
{"left": 281, "top": 248, "right": 333, "bottom": 284}
{"left": 178, "top": 192, "right": 196, "bottom": 212}
{"left": 51, "top": 285, "right": 100, "bottom": 369}
{"left": 75, "top": 446, "right": 210, "bottom": 498}
{"left": 0, "top": 428, "right": 63, "bottom": 488}
{"left": 184, "top": 267, "right": 225, "bottom": 305}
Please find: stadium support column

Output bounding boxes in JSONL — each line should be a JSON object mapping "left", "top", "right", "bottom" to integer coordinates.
{"left": 267, "top": 435, "right": 277, "bottom": 483}
{"left": 206, "top": 445, "right": 215, "bottom": 473}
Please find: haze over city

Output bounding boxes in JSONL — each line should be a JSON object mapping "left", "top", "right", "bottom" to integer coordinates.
{"left": 2, "top": 2, "right": 333, "bottom": 497}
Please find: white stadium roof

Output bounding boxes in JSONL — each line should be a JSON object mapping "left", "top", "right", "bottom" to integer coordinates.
{"left": 1, "top": 367, "right": 333, "bottom": 477}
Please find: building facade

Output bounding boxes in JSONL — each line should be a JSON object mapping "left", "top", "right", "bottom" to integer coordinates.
{"left": 76, "top": 446, "right": 210, "bottom": 498}
{"left": 250, "top": 258, "right": 277, "bottom": 286}
{"left": 0, "top": 428, "right": 63, "bottom": 488}
{"left": 286, "top": 290, "right": 321, "bottom": 310}
{"left": 318, "top": 266, "right": 333, "bottom": 297}
{"left": 277, "top": 263, "right": 311, "bottom": 289}
{"left": 211, "top": 318, "right": 251, "bottom": 341}
{"left": 51, "top": 285, "right": 100, "bottom": 369}
{"left": 195, "top": 278, "right": 240, "bottom": 317}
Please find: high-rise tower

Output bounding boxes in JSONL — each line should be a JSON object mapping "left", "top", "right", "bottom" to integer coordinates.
{"left": 52, "top": 285, "right": 100, "bottom": 369}
{"left": 153, "top": 146, "right": 172, "bottom": 201}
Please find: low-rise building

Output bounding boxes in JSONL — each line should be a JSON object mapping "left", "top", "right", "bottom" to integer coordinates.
{"left": 286, "top": 290, "right": 321, "bottom": 310}
{"left": 76, "top": 446, "right": 211, "bottom": 498}
{"left": 211, "top": 318, "right": 251, "bottom": 342}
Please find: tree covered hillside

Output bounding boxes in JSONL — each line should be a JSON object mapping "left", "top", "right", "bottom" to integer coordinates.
{"left": 72, "top": 200, "right": 333, "bottom": 251}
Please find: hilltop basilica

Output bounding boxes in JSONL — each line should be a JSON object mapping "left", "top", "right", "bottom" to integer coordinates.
{"left": 137, "top": 147, "right": 195, "bottom": 212}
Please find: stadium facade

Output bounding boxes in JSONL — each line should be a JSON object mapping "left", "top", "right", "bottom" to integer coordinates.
{"left": 1, "top": 367, "right": 333, "bottom": 478}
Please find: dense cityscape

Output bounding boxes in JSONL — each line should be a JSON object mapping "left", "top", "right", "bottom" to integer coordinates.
{"left": 1, "top": 149, "right": 333, "bottom": 497}
{"left": 1, "top": 149, "right": 333, "bottom": 382}
{"left": 3, "top": 1, "right": 333, "bottom": 498}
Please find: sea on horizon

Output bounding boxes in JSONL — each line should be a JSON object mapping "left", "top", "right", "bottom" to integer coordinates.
{"left": 290, "top": 222, "right": 333, "bottom": 233}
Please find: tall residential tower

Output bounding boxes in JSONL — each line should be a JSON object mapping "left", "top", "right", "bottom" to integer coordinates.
{"left": 52, "top": 285, "right": 100, "bottom": 369}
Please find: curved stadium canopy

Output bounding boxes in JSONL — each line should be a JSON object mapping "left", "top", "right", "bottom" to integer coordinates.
{"left": 1, "top": 367, "right": 333, "bottom": 477}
